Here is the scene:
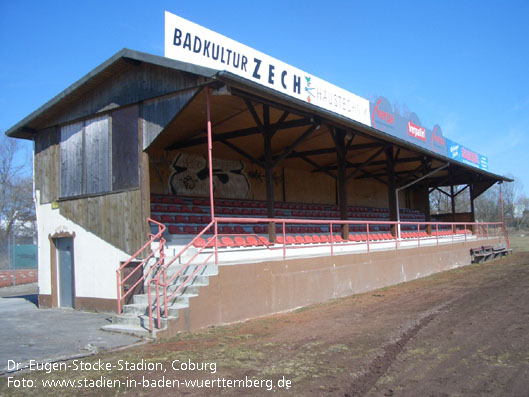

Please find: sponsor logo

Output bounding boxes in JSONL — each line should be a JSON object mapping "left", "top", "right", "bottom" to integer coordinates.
{"left": 430, "top": 126, "right": 446, "bottom": 153}
{"left": 407, "top": 121, "right": 426, "bottom": 141}
{"left": 449, "top": 144, "right": 459, "bottom": 158}
{"left": 462, "top": 147, "right": 479, "bottom": 164}
{"left": 372, "top": 98, "right": 394, "bottom": 130}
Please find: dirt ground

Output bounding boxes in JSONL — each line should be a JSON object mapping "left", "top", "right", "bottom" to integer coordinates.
{"left": 1, "top": 240, "right": 528, "bottom": 396}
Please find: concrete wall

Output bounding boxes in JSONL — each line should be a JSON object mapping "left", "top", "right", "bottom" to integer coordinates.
{"left": 35, "top": 190, "right": 128, "bottom": 310}
{"left": 158, "top": 237, "right": 503, "bottom": 337}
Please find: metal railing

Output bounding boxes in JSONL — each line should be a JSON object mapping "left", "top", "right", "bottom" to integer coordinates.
{"left": 120, "top": 217, "right": 506, "bottom": 333}
{"left": 116, "top": 218, "right": 166, "bottom": 314}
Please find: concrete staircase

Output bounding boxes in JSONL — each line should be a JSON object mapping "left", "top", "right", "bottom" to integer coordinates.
{"left": 102, "top": 247, "right": 217, "bottom": 338}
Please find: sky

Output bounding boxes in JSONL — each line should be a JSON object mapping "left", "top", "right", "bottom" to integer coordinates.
{"left": 1, "top": 1, "right": 528, "bottom": 194}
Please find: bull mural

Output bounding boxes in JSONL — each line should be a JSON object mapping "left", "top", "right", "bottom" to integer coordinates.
{"left": 169, "top": 152, "right": 251, "bottom": 198}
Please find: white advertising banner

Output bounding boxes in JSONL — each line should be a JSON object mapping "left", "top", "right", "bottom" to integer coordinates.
{"left": 164, "top": 11, "right": 371, "bottom": 126}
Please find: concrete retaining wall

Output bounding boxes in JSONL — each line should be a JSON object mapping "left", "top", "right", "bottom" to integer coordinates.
{"left": 158, "top": 238, "right": 503, "bottom": 337}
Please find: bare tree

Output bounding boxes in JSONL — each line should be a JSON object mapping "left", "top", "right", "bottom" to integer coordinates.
{"left": 0, "top": 133, "right": 35, "bottom": 242}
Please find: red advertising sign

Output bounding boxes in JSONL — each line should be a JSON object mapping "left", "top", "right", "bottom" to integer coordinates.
{"left": 407, "top": 121, "right": 426, "bottom": 142}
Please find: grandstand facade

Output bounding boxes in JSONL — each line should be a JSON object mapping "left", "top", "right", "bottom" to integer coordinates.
{"left": 6, "top": 14, "right": 509, "bottom": 336}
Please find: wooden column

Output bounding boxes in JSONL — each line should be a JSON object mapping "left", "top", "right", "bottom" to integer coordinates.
{"left": 386, "top": 147, "right": 398, "bottom": 236}
{"left": 470, "top": 184, "right": 476, "bottom": 234}
{"left": 450, "top": 184, "right": 456, "bottom": 232}
{"left": 335, "top": 130, "right": 349, "bottom": 239}
{"left": 423, "top": 183, "right": 432, "bottom": 234}
{"left": 262, "top": 107, "right": 276, "bottom": 242}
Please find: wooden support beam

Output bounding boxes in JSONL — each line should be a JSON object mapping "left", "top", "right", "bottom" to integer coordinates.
{"left": 167, "top": 117, "right": 312, "bottom": 150}
{"left": 271, "top": 123, "right": 319, "bottom": 167}
{"left": 301, "top": 155, "right": 337, "bottom": 180}
{"left": 470, "top": 184, "right": 476, "bottom": 233}
{"left": 263, "top": 130, "right": 276, "bottom": 242}
{"left": 454, "top": 184, "right": 469, "bottom": 197}
{"left": 219, "top": 139, "right": 264, "bottom": 168}
{"left": 244, "top": 99, "right": 264, "bottom": 132}
{"left": 346, "top": 146, "right": 386, "bottom": 180}
{"left": 386, "top": 147, "right": 398, "bottom": 236}
{"left": 334, "top": 129, "right": 349, "bottom": 239}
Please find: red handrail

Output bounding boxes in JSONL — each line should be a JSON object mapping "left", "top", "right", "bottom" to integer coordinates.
{"left": 140, "top": 215, "right": 505, "bottom": 333}
{"left": 116, "top": 218, "right": 166, "bottom": 314}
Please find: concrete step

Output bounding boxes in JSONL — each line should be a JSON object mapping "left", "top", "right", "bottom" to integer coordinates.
{"left": 133, "top": 292, "right": 198, "bottom": 306}
{"left": 112, "top": 313, "right": 176, "bottom": 329}
{"left": 101, "top": 324, "right": 151, "bottom": 338}
{"left": 123, "top": 301, "right": 188, "bottom": 317}
{"left": 164, "top": 263, "right": 219, "bottom": 277}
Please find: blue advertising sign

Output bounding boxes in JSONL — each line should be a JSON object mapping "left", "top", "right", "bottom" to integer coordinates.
{"left": 445, "top": 138, "right": 488, "bottom": 171}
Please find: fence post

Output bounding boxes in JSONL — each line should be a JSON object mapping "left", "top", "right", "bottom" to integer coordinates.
{"left": 11, "top": 230, "right": 16, "bottom": 287}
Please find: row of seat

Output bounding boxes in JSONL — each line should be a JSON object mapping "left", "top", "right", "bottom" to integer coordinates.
{"left": 159, "top": 222, "right": 413, "bottom": 236}
{"left": 192, "top": 230, "right": 455, "bottom": 249}
{"left": 150, "top": 194, "right": 423, "bottom": 216}
{"left": 152, "top": 203, "right": 423, "bottom": 220}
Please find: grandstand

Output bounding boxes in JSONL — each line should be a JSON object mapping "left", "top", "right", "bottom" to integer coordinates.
{"left": 5, "top": 14, "right": 510, "bottom": 337}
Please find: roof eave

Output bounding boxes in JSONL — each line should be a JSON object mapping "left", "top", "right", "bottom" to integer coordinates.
{"left": 5, "top": 48, "right": 219, "bottom": 140}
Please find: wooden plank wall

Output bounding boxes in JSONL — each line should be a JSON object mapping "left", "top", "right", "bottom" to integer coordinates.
{"left": 59, "top": 190, "right": 144, "bottom": 254}
{"left": 35, "top": 127, "right": 61, "bottom": 204}
{"left": 60, "top": 121, "right": 84, "bottom": 197}
{"left": 85, "top": 115, "right": 111, "bottom": 194}
{"left": 142, "top": 88, "right": 199, "bottom": 150}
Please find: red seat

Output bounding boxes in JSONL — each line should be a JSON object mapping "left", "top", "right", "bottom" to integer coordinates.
{"left": 246, "top": 236, "right": 258, "bottom": 246}
{"left": 167, "top": 205, "right": 178, "bottom": 212}
{"left": 221, "top": 237, "right": 234, "bottom": 247}
{"left": 162, "top": 197, "right": 172, "bottom": 204}
{"left": 188, "top": 215, "right": 200, "bottom": 223}
{"left": 234, "top": 225, "right": 245, "bottom": 234}
{"left": 348, "top": 235, "right": 356, "bottom": 242}
{"left": 304, "top": 235, "right": 313, "bottom": 243}
{"left": 192, "top": 206, "right": 203, "bottom": 213}
{"left": 253, "top": 225, "right": 264, "bottom": 234}
{"left": 183, "top": 225, "right": 196, "bottom": 234}
{"left": 161, "top": 215, "right": 173, "bottom": 223}
{"left": 286, "top": 236, "right": 295, "bottom": 244}
{"left": 220, "top": 225, "right": 233, "bottom": 234}
{"left": 333, "top": 235, "right": 344, "bottom": 243}
{"left": 193, "top": 237, "right": 206, "bottom": 248}
{"left": 232, "top": 208, "right": 241, "bottom": 215}
{"left": 200, "top": 216, "right": 210, "bottom": 224}
{"left": 175, "top": 215, "right": 187, "bottom": 223}
{"left": 168, "top": 225, "right": 181, "bottom": 234}
{"left": 312, "top": 235, "right": 321, "bottom": 243}
{"left": 180, "top": 205, "right": 191, "bottom": 213}
{"left": 276, "top": 236, "right": 285, "bottom": 244}
{"left": 258, "top": 236, "right": 270, "bottom": 246}
{"left": 150, "top": 214, "right": 161, "bottom": 222}
{"left": 320, "top": 235, "right": 329, "bottom": 243}
{"left": 151, "top": 196, "right": 161, "bottom": 203}
{"left": 153, "top": 205, "right": 165, "bottom": 212}
{"left": 234, "top": 236, "right": 246, "bottom": 246}
{"left": 242, "top": 209, "right": 251, "bottom": 215}
{"left": 295, "top": 235, "right": 305, "bottom": 244}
